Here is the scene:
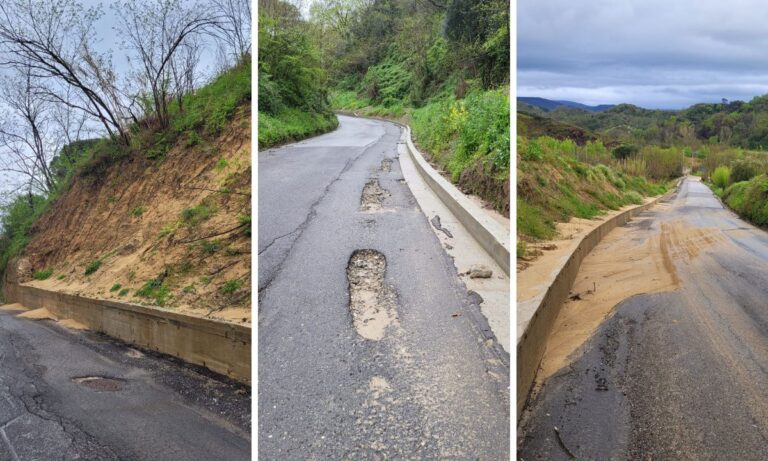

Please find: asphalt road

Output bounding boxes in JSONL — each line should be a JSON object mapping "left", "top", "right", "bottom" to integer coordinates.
{"left": 0, "top": 307, "right": 251, "bottom": 460}
{"left": 258, "top": 115, "right": 510, "bottom": 459}
{"left": 518, "top": 177, "right": 768, "bottom": 460}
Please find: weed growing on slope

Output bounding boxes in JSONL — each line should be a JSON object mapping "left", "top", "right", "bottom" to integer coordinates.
{"left": 220, "top": 279, "right": 243, "bottom": 295}
{"left": 110, "top": 283, "right": 122, "bottom": 292}
{"left": 33, "top": 268, "right": 54, "bottom": 280}
{"left": 135, "top": 278, "right": 171, "bottom": 306}
{"left": 84, "top": 260, "right": 102, "bottom": 276}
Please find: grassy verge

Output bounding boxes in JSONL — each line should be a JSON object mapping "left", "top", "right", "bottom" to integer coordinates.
{"left": 257, "top": 109, "right": 338, "bottom": 148}
{"left": 720, "top": 175, "right": 768, "bottom": 226}
{"left": 332, "top": 88, "right": 510, "bottom": 215}
{"left": 517, "top": 136, "right": 667, "bottom": 245}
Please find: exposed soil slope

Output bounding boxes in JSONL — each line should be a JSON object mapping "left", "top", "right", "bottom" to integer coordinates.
{"left": 16, "top": 110, "right": 251, "bottom": 324}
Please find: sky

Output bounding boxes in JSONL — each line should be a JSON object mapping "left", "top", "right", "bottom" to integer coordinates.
{"left": 518, "top": 0, "right": 768, "bottom": 109}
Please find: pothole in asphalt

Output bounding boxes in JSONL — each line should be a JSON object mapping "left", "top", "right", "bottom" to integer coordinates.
{"left": 360, "top": 179, "right": 390, "bottom": 212}
{"left": 72, "top": 376, "right": 125, "bottom": 392}
{"left": 347, "top": 249, "right": 398, "bottom": 340}
{"left": 381, "top": 158, "right": 392, "bottom": 172}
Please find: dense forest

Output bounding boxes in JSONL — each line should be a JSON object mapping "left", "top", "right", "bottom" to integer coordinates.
{"left": 258, "top": 0, "right": 510, "bottom": 214}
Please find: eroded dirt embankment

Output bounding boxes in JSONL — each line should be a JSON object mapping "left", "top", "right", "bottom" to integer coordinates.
{"left": 13, "top": 110, "right": 251, "bottom": 324}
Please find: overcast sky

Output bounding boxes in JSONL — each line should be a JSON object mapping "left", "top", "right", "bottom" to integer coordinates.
{"left": 518, "top": 0, "right": 768, "bottom": 109}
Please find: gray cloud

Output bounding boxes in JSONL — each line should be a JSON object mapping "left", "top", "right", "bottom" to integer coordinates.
{"left": 518, "top": 0, "right": 768, "bottom": 108}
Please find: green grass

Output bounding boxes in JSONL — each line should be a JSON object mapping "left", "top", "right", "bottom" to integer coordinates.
{"left": 32, "top": 268, "right": 54, "bottom": 280}
{"left": 110, "top": 283, "right": 122, "bottom": 292}
{"left": 220, "top": 279, "right": 243, "bottom": 295}
{"left": 135, "top": 278, "right": 171, "bottom": 306}
{"left": 172, "top": 58, "right": 251, "bottom": 136}
{"left": 721, "top": 175, "right": 768, "bottom": 226}
{"left": 131, "top": 206, "right": 145, "bottom": 217}
{"left": 517, "top": 135, "right": 669, "bottom": 242}
{"left": 181, "top": 202, "right": 215, "bottom": 226}
{"left": 118, "top": 288, "right": 129, "bottom": 297}
{"left": 258, "top": 108, "right": 338, "bottom": 147}
{"left": 84, "top": 260, "right": 102, "bottom": 276}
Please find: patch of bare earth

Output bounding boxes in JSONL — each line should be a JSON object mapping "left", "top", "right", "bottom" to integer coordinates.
{"left": 346, "top": 249, "right": 398, "bottom": 340}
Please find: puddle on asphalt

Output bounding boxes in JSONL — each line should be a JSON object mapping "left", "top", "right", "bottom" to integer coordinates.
{"left": 346, "top": 250, "right": 398, "bottom": 340}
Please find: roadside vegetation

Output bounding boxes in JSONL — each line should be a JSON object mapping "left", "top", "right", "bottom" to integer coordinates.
{"left": 517, "top": 136, "right": 670, "bottom": 250}
{"left": 520, "top": 94, "right": 768, "bottom": 243}
{"left": 311, "top": 0, "right": 510, "bottom": 215}
{"left": 258, "top": 1, "right": 338, "bottom": 147}
{"left": 0, "top": 0, "right": 251, "bottom": 303}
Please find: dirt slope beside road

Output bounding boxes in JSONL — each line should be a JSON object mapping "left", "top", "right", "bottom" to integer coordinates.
{"left": 14, "top": 111, "right": 251, "bottom": 324}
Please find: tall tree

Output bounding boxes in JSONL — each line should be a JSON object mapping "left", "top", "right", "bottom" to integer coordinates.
{"left": 0, "top": 0, "right": 132, "bottom": 144}
{"left": 115, "top": 0, "right": 217, "bottom": 128}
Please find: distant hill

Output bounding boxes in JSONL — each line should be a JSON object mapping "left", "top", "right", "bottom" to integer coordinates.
{"left": 518, "top": 97, "right": 615, "bottom": 113}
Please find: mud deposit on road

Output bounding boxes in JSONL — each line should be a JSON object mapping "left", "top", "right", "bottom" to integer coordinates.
{"left": 538, "top": 217, "right": 700, "bottom": 381}
{"left": 381, "top": 158, "right": 392, "bottom": 172}
{"left": 360, "top": 179, "right": 390, "bottom": 212}
{"left": 347, "top": 250, "right": 398, "bottom": 340}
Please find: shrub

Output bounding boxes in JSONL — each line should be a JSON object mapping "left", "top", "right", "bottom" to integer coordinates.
{"left": 135, "top": 278, "right": 171, "bottom": 306}
{"left": 731, "top": 158, "right": 765, "bottom": 182}
{"left": 110, "top": 283, "right": 122, "bottom": 292}
{"left": 118, "top": 288, "right": 129, "bottom": 297}
{"left": 131, "top": 207, "right": 145, "bottom": 217}
{"left": 84, "top": 260, "right": 102, "bottom": 276}
{"left": 712, "top": 165, "right": 731, "bottom": 188}
{"left": 181, "top": 203, "right": 215, "bottom": 226}
{"left": 33, "top": 268, "right": 54, "bottom": 280}
{"left": 220, "top": 279, "right": 243, "bottom": 295}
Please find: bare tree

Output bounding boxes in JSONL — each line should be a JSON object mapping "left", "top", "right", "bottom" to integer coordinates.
{"left": 0, "top": 0, "right": 131, "bottom": 144}
{"left": 115, "top": 0, "right": 217, "bottom": 129}
{"left": 211, "top": 0, "right": 251, "bottom": 63}
{"left": 0, "top": 65, "right": 58, "bottom": 195}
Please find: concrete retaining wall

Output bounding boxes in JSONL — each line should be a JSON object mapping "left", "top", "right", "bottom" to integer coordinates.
{"left": 4, "top": 283, "right": 251, "bottom": 384}
{"left": 516, "top": 179, "right": 682, "bottom": 416}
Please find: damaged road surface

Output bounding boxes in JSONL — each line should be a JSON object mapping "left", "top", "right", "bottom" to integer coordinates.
{"left": 0, "top": 307, "right": 250, "bottom": 460}
{"left": 519, "top": 177, "right": 768, "bottom": 460}
{"left": 258, "top": 115, "right": 509, "bottom": 459}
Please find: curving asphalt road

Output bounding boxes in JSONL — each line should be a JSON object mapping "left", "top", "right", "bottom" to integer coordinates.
{"left": 0, "top": 306, "right": 250, "bottom": 460}
{"left": 258, "top": 115, "right": 509, "bottom": 459}
{"left": 518, "top": 177, "right": 768, "bottom": 460}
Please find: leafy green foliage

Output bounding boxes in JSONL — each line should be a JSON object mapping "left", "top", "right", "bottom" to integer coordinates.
{"left": 135, "top": 278, "right": 171, "bottom": 306}
{"left": 172, "top": 59, "right": 251, "bottom": 136}
{"left": 517, "top": 135, "right": 667, "bottom": 241}
{"left": 180, "top": 202, "right": 215, "bottom": 226}
{"left": 722, "top": 175, "right": 768, "bottom": 226}
{"left": 118, "top": 288, "right": 129, "bottom": 297}
{"left": 110, "top": 283, "right": 122, "bottom": 292}
{"left": 220, "top": 279, "right": 243, "bottom": 295}
{"left": 84, "top": 260, "right": 102, "bottom": 276}
{"left": 712, "top": 165, "right": 731, "bottom": 188}
{"left": 131, "top": 207, "right": 145, "bottom": 217}
{"left": 32, "top": 268, "right": 54, "bottom": 280}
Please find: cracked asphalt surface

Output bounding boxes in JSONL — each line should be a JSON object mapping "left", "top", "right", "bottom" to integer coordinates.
{"left": 258, "top": 115, "right": 510, "bottom": 459}
{"left": 0, "top": 307, "right": 250, "bottom": 460}
{"left": 518, "top": 178, "right": 768, "bottom": 460}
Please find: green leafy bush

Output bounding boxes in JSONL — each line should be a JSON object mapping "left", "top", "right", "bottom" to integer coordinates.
{"left": 33, "top": 268, "right": 54, "bottom": 280}
{"left": 84, "top": 260, "right": 102, "bottom": 276}
{"left": 712, "top": 165, "right": 731, "bottom": 188}
{"left": 135, "top": 278, "right": 171, "bottom": 306}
